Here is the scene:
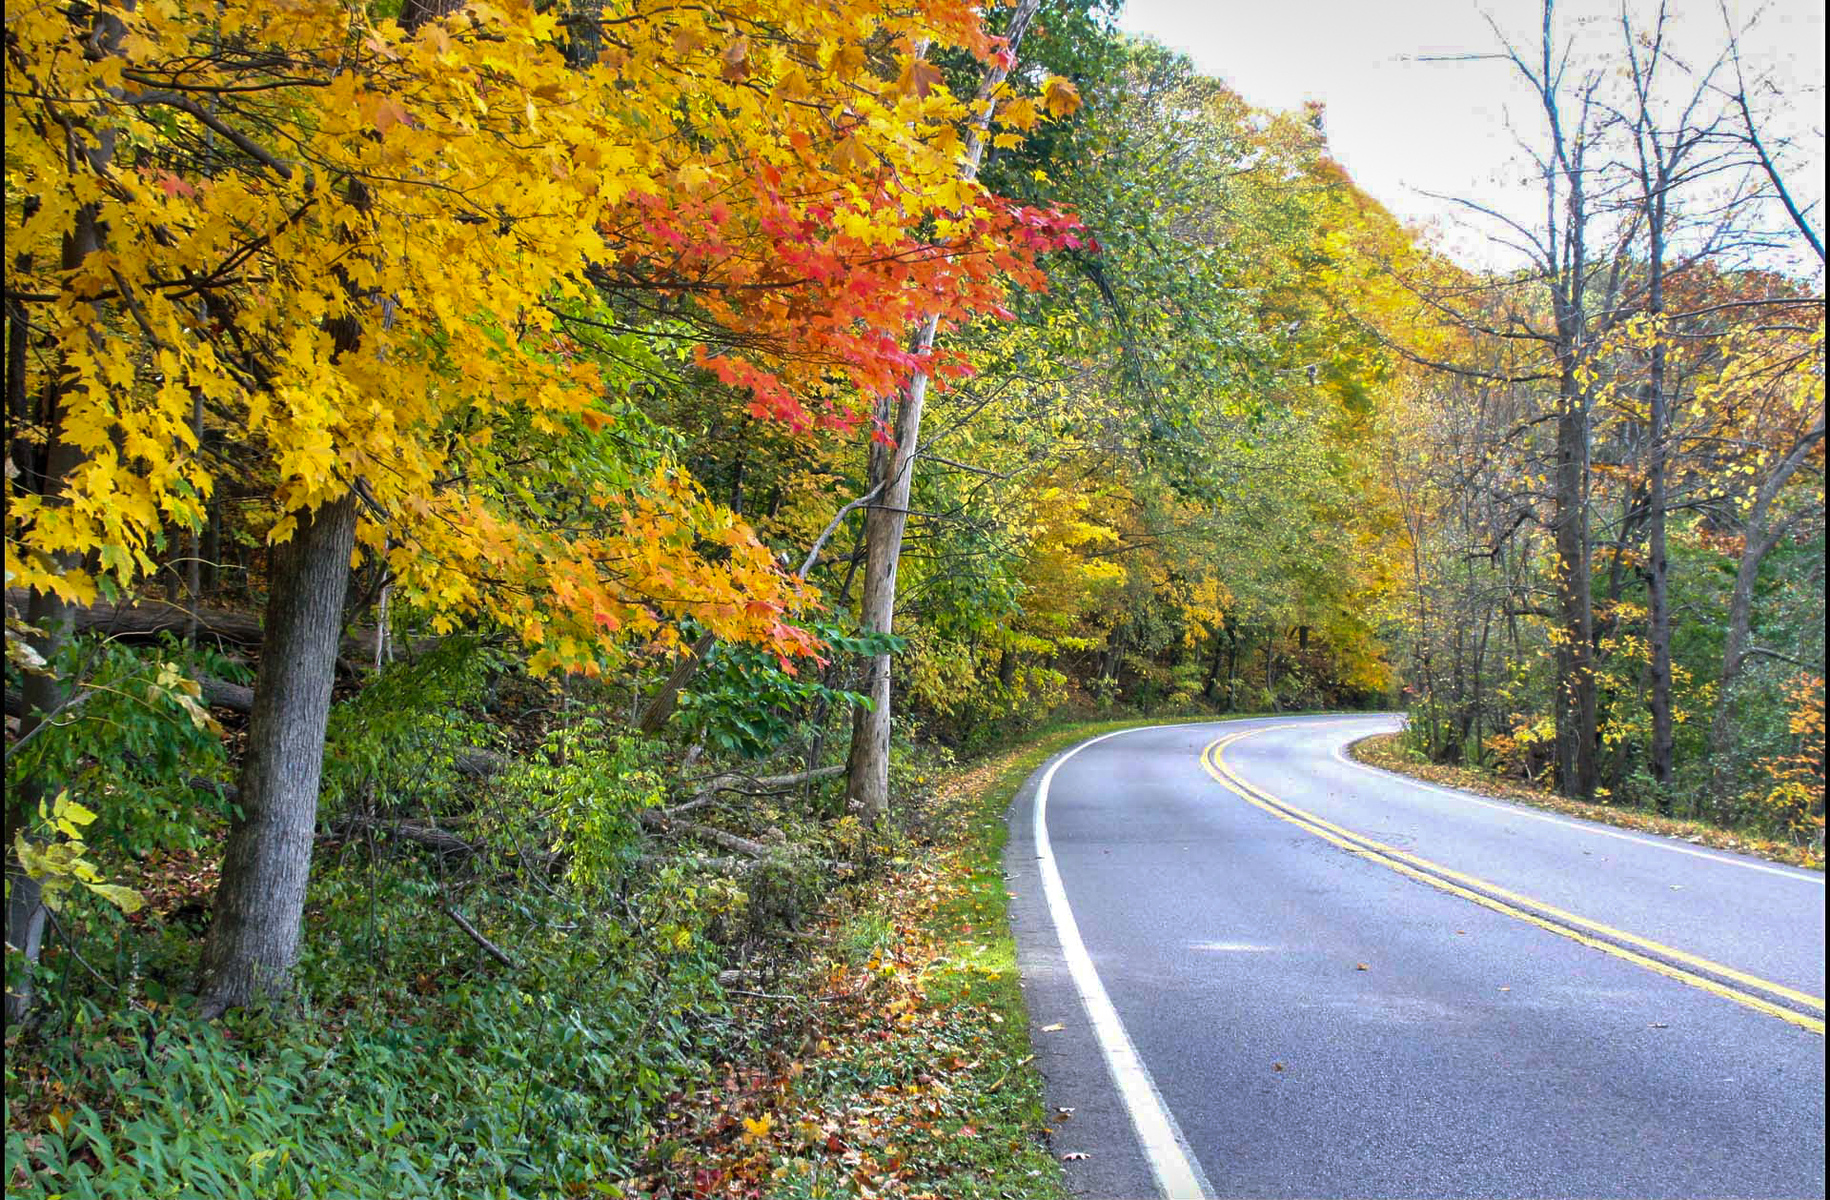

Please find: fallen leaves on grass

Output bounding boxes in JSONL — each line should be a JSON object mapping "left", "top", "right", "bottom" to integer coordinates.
{"left": 1349, "top": 734, "right": 1823, "bottom": 871}
{"left": 626, "top": 742, "right": 1067, "bottom": 1199}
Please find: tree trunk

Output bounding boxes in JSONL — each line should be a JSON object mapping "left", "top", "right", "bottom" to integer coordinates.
{"left": 5, "top": 94, "right": 113, "bottom": 1018}
{"left": 197, "top": 494, "right": 358, "bottom": 1016}
{"left": 1225, "top": 624, "right": 1239, "bottom": 711}
{"left": 3, "top": 579, "right": 74, "bottom": 1025}
{"left": 1644, "top": 215, "right": 1675, "bottom": 809}
{"left": 1704, "top": 535, "right": 1767, "bottom": 812}
{"left": 845, "top": 361, "right": 933, "bottom": 819}
{"left": 1098, "top": 623, "right": 1126, "bottom": 683}
{"left": 1706, "top": 424, "right": 1824, "bottom": 803}
{"left": 1551, "top": 333, "right": 1599, "bottom": 800}
{"left": 637, "top": 631, "right": 716, "bottom": 735}
{"left": 1203, "top": 627, "right": 1225, "bottom": 700}
{"left": 845, "top": 0, "right": 1041, "bottom": 820}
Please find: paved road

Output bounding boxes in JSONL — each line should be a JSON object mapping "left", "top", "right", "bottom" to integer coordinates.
{"left": 1006, "top": 716, "right": 1826, "bottom": 1199}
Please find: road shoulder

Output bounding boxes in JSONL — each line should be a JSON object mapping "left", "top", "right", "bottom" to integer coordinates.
{"left": 1004, "top": 721, "right": 1229, "bottom": 1200}
{"left": 1347, "top": 732, "right": 1824, "bottom": 873}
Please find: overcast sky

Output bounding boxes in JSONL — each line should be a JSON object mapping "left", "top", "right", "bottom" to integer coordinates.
{"left": 1115, "top": 0, "right": 1826, "bottom": 272}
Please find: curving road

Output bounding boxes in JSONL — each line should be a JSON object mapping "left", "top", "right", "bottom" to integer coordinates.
{"left": 1005, "top": 715, "right": 1826, "bottom": 1199}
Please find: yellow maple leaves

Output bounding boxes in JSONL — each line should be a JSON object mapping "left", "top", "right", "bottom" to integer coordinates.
{"left": 6, "top": 0, "right": 1077, "bottom": 671}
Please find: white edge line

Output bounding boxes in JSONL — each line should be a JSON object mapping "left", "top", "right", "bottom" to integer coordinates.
{"left": 1323, "top": 727, "right": 1824, "bottom": 885}
{"left": 1033, "top": 724, "right": 1216, "bottom": 1200}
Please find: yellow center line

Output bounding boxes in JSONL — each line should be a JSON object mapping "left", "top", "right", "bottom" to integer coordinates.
{"left": 1214, "top": 734, "right": 1826, "bottom": 1012}
{"left": 1200, "top": 728, "right": 1825, "bottom": 1037}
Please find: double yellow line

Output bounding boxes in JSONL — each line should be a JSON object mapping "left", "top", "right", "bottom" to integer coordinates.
{"left": 1200, "top": 728, "right": 1825, "bottom": 1036}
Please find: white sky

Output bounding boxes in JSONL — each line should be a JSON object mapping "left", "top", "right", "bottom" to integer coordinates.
{"left": 1115, "top": 0, "right": 1827, "bottom": 272}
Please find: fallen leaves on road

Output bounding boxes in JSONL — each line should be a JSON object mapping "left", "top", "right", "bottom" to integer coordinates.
{"left": 1040, "top": 1022, "right": 1065, "bottom": 1032}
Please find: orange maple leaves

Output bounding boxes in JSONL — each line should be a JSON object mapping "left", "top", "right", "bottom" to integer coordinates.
{"left": 4, "top": 0, "right": 1080, "bottom": 671}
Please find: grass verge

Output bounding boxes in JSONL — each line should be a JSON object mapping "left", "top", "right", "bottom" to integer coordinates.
{"left": 633, "top": 715, "right": 1189, "bottom": 1199}
{"left": 1349, "top": 732, "right": 1824, "bottom": 872}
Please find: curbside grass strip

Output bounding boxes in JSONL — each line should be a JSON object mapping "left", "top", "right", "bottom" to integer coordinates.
{"left": 1349, "top": 732, "right": 1824, "bottom": 873}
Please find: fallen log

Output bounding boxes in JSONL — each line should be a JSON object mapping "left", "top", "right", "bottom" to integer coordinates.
{"left": 737, "top": 763, "right": 847, "bottom": 789}
{"left": 329, "top": 814, "right": 477, "bottom": 858}
{"left": 639, "top": 810, "right": 777, "bottom": 858}
{"left": 198, "top": 677, "right": 254, "bottom": 713}
{"left": 4, "top": 590, "right": 265, "bottom": 648}
{"left": 4, "top": 589, "right": 400, "bottom": 664}
{"left": 8, "top": 676, "right": 250, "bottom": 719}
{"left": 678, "top": 763, "right": 845, "bottom": 805}
{"left": 638, "top": 811, "right": 855, "bottom": 873}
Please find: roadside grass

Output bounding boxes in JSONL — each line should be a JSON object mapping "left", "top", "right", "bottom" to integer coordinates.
{"left": 1350, "top": 732, "right": 1824, "bottom": 872}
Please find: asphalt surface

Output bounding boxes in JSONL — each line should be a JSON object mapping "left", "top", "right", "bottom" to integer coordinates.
{"left": 1006, "top": 715, "right": 1827, "bottom": 1199}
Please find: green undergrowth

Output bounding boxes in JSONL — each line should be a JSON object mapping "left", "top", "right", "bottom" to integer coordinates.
{"left": 4, "top": 848, "right": 737, "bottom": 1198}
{"left": 3, "top": 705, "right": 1296, "bottom": 1200}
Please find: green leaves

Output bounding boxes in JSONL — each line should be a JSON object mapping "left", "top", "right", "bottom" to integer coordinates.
{"left": 13, "top": 792, "right": 144, "bottom": 914}
{"left": 676, "top": 621, "right": 903, "bottom": 759}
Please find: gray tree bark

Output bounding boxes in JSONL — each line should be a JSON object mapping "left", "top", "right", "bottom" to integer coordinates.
{"left": 4, "top": 572, "right": 76, "bottom": 1025}
{"left": 1643, "top": 216, "right": 1675, "bottom": 806}
{"left": 198, "top": 494, "right": 358, "bottom": 1015}
{"left": 1618, "top": 2, "right": 1726, "bottom": 809}
{"left": 5, "top": 65, "right": 115, "bottom": 1019}
{"left": 1706, "top": 423, "right": 1826, "bottom": 795}
{"left": 844, "top": 0, "right": 1042, "bottom": 820}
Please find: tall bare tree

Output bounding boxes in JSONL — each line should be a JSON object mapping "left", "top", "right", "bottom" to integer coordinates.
{"left": 1616, "top": 2, "right": 1737, "bottom": 808}
{"left": 845, "top": 0, "right": 1044, "bottom": 819}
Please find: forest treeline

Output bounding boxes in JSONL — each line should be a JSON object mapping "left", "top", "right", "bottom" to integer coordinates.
{"left": 3, "top": 0, "right": 1823, "bottom": 1194}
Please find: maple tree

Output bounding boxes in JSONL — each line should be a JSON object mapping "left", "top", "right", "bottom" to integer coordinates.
{"left": 4, "top": 0, "right": 1074, "bottom": 1012}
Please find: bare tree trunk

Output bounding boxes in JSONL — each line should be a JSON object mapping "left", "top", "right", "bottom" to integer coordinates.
{"left": 845, "top": 0, "right": 1041, "bottom": 820}
{"left": 1225, "top": 624, "right": 1240, "bottom": 704}
{"left": 1707, "top": 424, "right": 1824, "bottom": 794}
{"left": 1644, "top": 271, "right": 1675, "bottom": 808}
{"left": 198, "top": 494, "right": 358, "bottom": 1016}
{"left": 845, "top": 362, "right": 933, "bottom": 819}
{"left": 637, "top": 631, "right": 716, "bottom": 735}
{"left": 4, "top": 573, "right": 75, "bottom": 1025}
{"left": 1618, "top": 7, "right": 1711, "bottom": 812}
{"left": 1203, "top": 627, "right": 1225, "bottom": 700}
{"left": 1263, "top": 635, "right": 1280, "bottom": 712}
{"left": 1551, "top": 371, "right": 1599, "bottom": 800}
{"left": 2, "top": 228, "right": 39, "bottom": 1020}
{"left": 5, "top": 81, "right": 114, "bottom": 1018}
